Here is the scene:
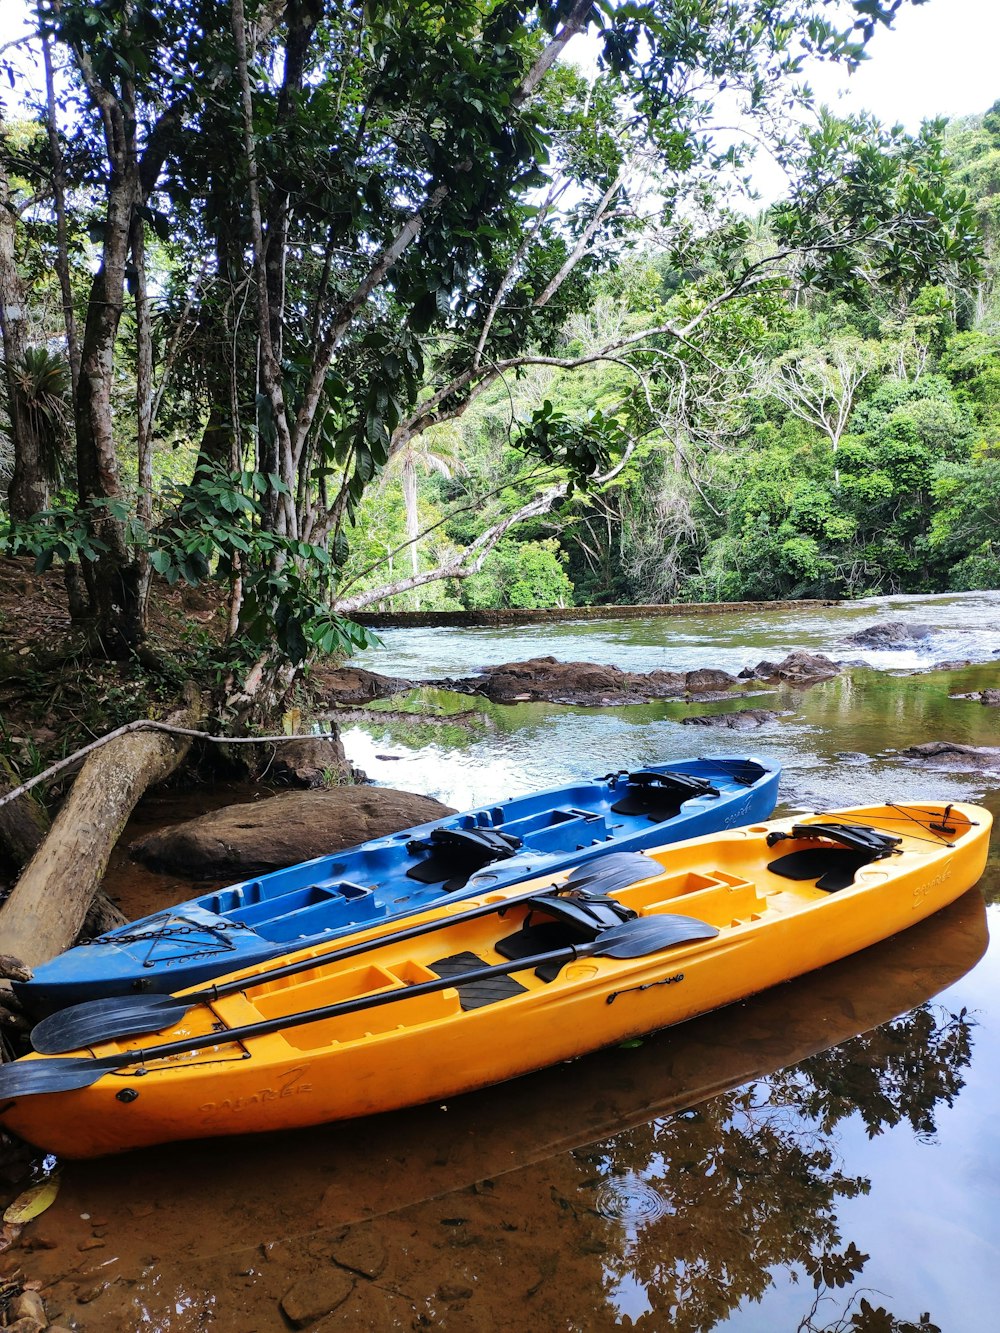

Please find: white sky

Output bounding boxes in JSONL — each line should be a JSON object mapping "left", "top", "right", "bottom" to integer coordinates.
{"left": 805, "top": 0, "right": 999, "bottom": 129}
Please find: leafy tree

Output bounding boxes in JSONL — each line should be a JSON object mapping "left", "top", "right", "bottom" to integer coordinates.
{"left": 460, "top": 534, "right": 574, "bottom": 608}
{"left": 1, "top": 0, "right": 983, "bottom": 696}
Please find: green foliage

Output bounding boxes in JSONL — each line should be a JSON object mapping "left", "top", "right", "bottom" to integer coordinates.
{"left": 460, "top": 537, "right": 574, "bottom": 609}
{"left": 4, "top": 0, "right": 996, "bottom": 662}
{"left": 0, "top": 464, "right": 378, "bottom": 666}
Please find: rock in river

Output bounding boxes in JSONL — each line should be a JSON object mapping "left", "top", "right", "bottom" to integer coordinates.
{"left": 680, "top": 708, "right": 784, "bottom": 729}
{"left": 130, "top": 787, "right": 455, "bottom": 878}
{"left": 442, "top": 656, "right": 738, "bottom": 705}
{"left": 899, "top": 741, "right": 1000, "bottom": 772}
{"left": 312, "top": 664, "right": 413, "bottom": 702}
{"left": 745, "top": 651, "right": 840, "bottom": 684}
{"left": 841, "top": 620, "right": 934, "bottom": 648}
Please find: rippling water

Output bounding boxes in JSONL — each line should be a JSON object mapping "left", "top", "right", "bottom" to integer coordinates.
{"left": 9, "top": 594, "right": 999, "bottom": 1332}
{"left": 352, "top": 589, "right": 1000, "bottom": 678}
{"left": 343, "top": 591, "right": 1000, "bottom": 814}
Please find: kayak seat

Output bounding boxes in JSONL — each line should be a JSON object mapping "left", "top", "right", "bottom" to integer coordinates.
{"left": 405, "top": 827, "right": 524, "bottom": 891}
{"left": 495, "top": 891, "right": 637, "bottom": 981}
{"left": 766, "top": 821, "right": 902, "bottom": 892}
{"left": 611, "top": 770, "right": 720, "bottom": 823}
{"left": 766, "top": 847, "right": 881, "bottom": 892}
{"left": 429, "top": 951, "right": 528, "bottom": 1010}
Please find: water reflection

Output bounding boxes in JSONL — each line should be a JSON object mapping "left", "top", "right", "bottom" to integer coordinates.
{"left": 339, "top": 664, "right": 1000, "bottom": 812}
{"left": 23, "top": 891, "right": 988, "bottom": 1331}
{"left": 591, "top": 997, "right": 975, "bottom": 1330}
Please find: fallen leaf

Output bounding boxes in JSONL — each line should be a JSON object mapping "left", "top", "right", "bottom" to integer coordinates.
{"left": 3, "top": 1178, "right": 60, "bottom": 1225}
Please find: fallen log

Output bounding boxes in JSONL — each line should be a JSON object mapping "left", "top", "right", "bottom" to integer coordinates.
{"left": 0, "top": 754, "right": 48, "bottom": 870}
{"left": 0, "top": 686, "right": 202, "bottom": 970}
{"left": 1, "top": 753, "right": 128, "bottom": 953}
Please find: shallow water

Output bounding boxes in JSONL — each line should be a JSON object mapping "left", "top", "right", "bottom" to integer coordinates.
{"left": 353, "top": 589, "right": 1000, "bottom": 678}
{"left": 5, "top": 594, "right": 1000, "bottom": 1331}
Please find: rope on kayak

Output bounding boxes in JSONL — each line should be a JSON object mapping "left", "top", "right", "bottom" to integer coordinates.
{"left": 80, "top": 912, "right": 253, "bottom": 967}
{"left": 606, "top": 972, "right": 685, "bottom": 1004}
{"left": 886, "top": 801, "right": 961, "bottom": 845}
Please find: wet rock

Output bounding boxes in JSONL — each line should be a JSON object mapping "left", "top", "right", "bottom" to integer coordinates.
{"left": 841, "top": 620, "right": 933, "bottom": 648}
{"left": 75, "top": 1281, "right": 109, "bottom": 1303}
{"left": 441, "top": 656, "right": 738, "bottom": 706}
{"left": 749, "top": 652, "right": 839, "bottom": 684}
{"left": 9, "top": 1290, "right": 47, "bottom": 1325}
{"left": 681, "top": 709, "right": 783, "bottom": 729}
{"left": 280, "top": 1266, "right": 355, "bottom": 1327}
{"left": 313, "top": 665, "right": 413, "bottom": 703}
{"left": 269, "top": 736, "right": 363, "bottom": 788}
{"left": 130, "top": 787, "right": 456, "bottom": 878}
{"left": 934, "top": 659, "right": 974, "bottom": 670}
{"left": 312, "top": 1285, "right": 402, "bottom": 1330}
{"left": 326, "top": 1228, "right": 387, "bottom": 1279}
{"left": 683, "top": 668, "right": 736, "bottom": 691}
{"left": 900, "top": 741, "right": 1000, "bottom": 770}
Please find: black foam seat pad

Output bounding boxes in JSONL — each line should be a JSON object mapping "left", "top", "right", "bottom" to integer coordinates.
{"left": 405, "top": 851, "right": 491, "bottom": 891}
{"left": 494, "top": 921, "right": 593, "bottom": 982}
{"left": 610, "top": 790, "right": 685, "bottom": 821}
{"left": 429, "top": 951, "right": 528, "bottom": 1010}
{"left": 767, "top": 847, "right": 876, "bottom": 892}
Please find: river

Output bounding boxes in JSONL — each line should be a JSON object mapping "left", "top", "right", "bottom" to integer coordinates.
{"left": 7, "top": 592, "right": 1000, "bottom": 1331}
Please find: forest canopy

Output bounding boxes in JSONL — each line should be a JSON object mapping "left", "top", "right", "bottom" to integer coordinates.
{"left": 0, "top": 0, "right": 994, "bottom": 694}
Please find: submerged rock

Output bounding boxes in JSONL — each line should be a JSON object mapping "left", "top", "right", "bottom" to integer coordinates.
{"left": 680, "top": 708, "right": 783, "bottom": 729}
{"left": 130, "top": 787, "right": 455, "bottom": 878}
{"left": 441, "top": 656, "right": 739, "bottom": 705}
{"left": 280, "top": 1265, "right": 354, "bottom": 1326}
{"left": 841, "top": 620, "right": 934, "bottom": 648}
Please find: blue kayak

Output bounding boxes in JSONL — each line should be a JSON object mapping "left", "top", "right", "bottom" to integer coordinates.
{"left": 15, "top": 756, "right": 779, "bottom": 1015}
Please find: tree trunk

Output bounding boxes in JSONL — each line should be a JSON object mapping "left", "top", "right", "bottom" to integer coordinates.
{"left": 0, "top": 116, "right": 50, "bottom": 521}
{"left": 0, "top": 690, "right": 201, "bottom": 970}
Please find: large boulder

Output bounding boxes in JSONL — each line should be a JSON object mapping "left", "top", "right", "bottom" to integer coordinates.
{"left": 442, "top": 656, "right": 738, "bottom": 705}
{"left": 841, "top": 620, "right": 934, "bottom": 649}
{"left": 130, "top": 787, "right": 456, "bottom": 878}
{"left": 312, "top": 665, "right": 413, "bottom": 703}
{"left": 748, "top": 651, "right": 840, "bottom": 684}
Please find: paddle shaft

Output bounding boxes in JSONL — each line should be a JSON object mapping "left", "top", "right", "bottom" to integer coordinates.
{"left": 164, "top": 856, "right": 662, "bottom": 1006}
{"left": 28, "top": 853, "right": 667, "bottom": 1054}
{"left": 34, "top": 923, "right": 686, "bottom": 1087}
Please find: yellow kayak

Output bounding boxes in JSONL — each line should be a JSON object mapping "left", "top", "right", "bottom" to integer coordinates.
{"left": 0, "top": 801, "right": 990, "bottom": 1158}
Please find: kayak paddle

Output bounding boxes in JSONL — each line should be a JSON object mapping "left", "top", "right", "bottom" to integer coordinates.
{"left": 30, "top": 851, "right": 667, "bottom": 1054}
{"left": 1, "top": 911, "right": 719, "bottom": 1099}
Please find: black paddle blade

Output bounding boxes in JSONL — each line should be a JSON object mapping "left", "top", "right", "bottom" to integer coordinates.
{"left": 587, "top": 913, "right": 718, "bottom": 959}
{"left": 0, "top": 1052, "right": 117, "bottom": 1098}
{"left": 30, "top": 993, "right": 191, "bottom": 1055}
{"left": 565, "top": 852, "right": 663, "bottom": 894}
